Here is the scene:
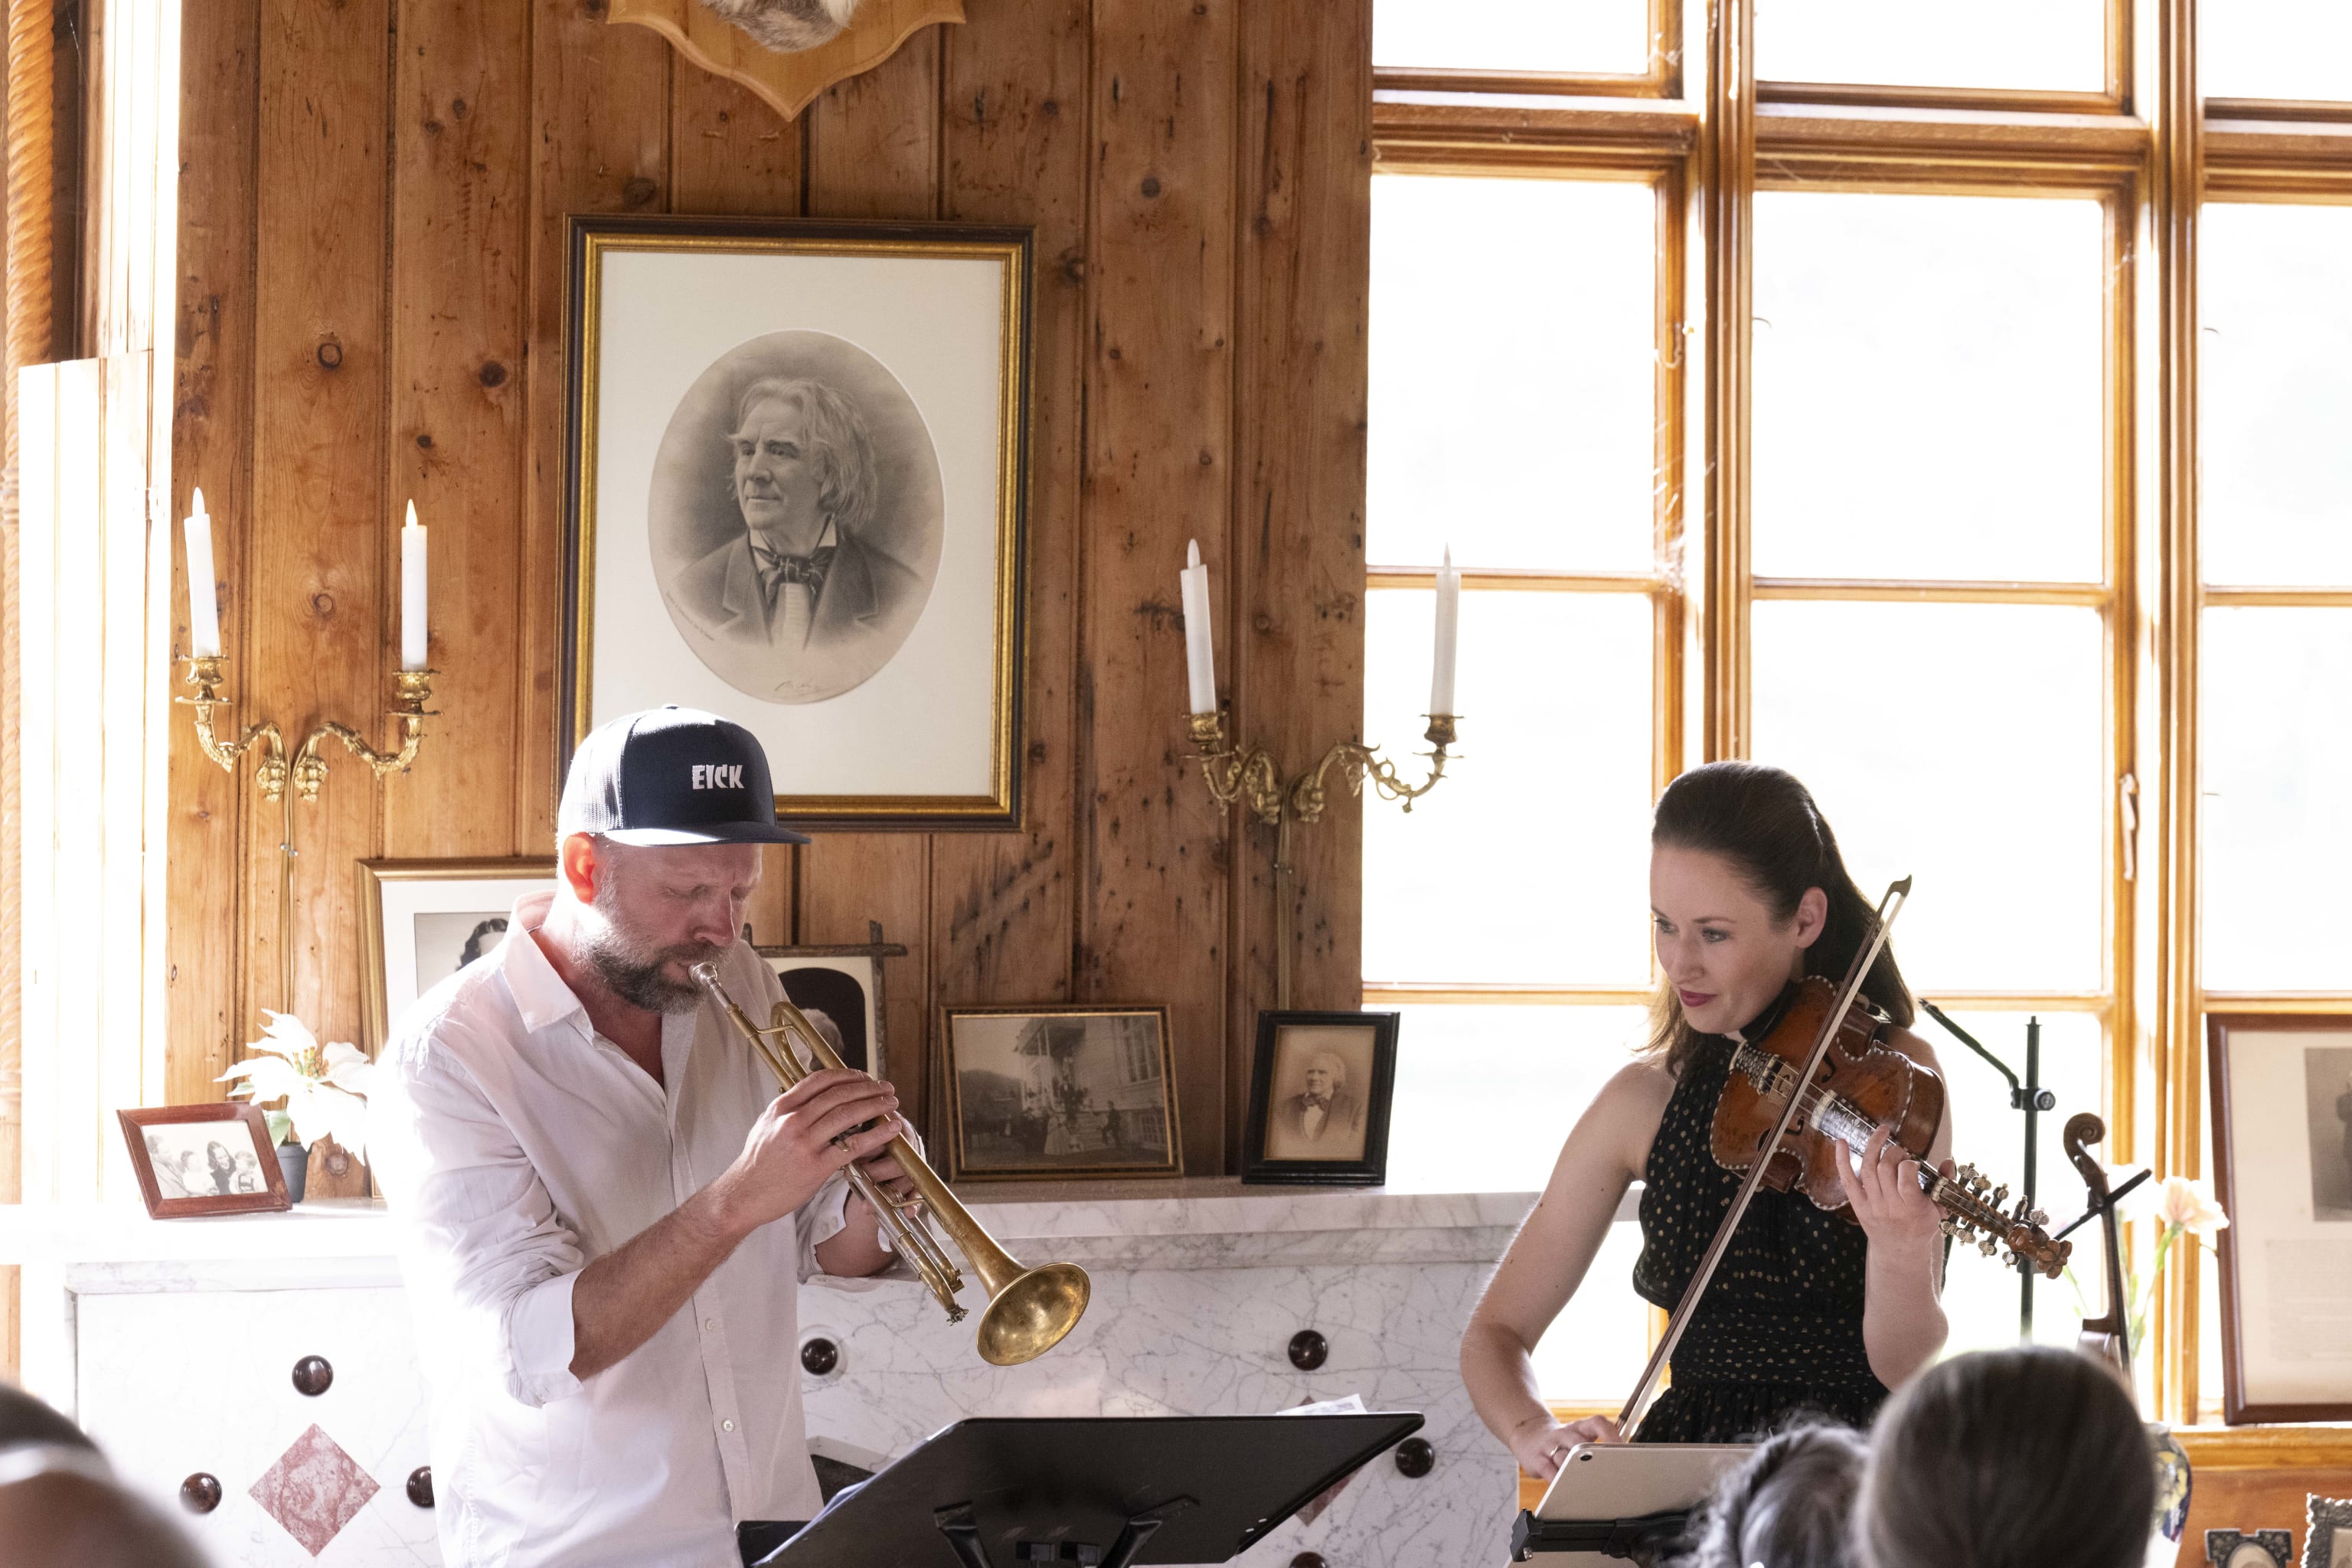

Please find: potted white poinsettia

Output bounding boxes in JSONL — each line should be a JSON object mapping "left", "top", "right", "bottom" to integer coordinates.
{"left": 217, "top": 1012, "right": 374, "bottom": 1203}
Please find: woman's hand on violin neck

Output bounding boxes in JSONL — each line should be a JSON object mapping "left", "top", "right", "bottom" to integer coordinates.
{"left": 1508, "top": 1412, "right": 1622, "bottom": 1481}
{"left": 1836, "top": 1123, "right": 1947, "bottom": 1250}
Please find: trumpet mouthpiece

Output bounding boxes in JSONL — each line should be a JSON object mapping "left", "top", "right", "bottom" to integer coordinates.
{"left": 689, "top": 961, "right": 726, "bottom": 994}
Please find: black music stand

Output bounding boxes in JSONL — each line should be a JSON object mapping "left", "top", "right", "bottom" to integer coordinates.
{"left": 760, "top": 1413, "right": 1424, "bottom": 1567}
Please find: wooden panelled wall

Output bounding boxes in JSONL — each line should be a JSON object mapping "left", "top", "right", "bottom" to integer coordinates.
{"left": 168, "top": 0, "right": 1371, "bottom": 1192}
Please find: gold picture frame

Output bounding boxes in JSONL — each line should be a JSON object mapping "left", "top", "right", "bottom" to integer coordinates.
{"left": 561, "top": 214, "right": 1033, "bottom": 830}
{"left": 358, "top": 858, "right": 558, "bottom": 1054}
{"left": 938, "top": 1004, "right": 1181, "bottom": 1181}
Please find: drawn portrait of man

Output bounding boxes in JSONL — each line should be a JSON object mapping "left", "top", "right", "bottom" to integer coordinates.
{"left": 1263, "top": 1027, "right": 1377, "bottom": 1164}
{"left": 651, "top": 331, "right": 944, "bottom": 706}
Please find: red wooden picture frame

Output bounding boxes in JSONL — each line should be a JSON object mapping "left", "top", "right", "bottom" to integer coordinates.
{"left": 116, "top": 1104, "right": 292, "bottom": 1219}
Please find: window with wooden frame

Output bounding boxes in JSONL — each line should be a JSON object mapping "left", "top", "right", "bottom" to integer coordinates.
{"left": 1364, "top": 0, "right": 2352, "bottom": 1426}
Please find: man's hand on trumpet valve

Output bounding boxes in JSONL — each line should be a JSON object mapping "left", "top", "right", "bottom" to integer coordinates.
{"left": 853, "top": 1148, "right": 925, "bottom": 1219}
{"left": 710, "top": 1067, "right": 907, "bottom": 1238}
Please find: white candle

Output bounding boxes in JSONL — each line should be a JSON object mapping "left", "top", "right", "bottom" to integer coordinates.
{"left": 400, "top": 500, "right": 430, "bottom": 671}
{"left": 184, "top": 488, "right": 222, "bottom": 658}
{"left": 1179, "top": 538, "right": 1217, "bottom": 714}
{"left": 1429, "top": 545, "right": 1460, "bottom": 717}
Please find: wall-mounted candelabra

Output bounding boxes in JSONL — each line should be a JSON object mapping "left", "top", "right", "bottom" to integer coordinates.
{"left": 178, "top": 490, "right": 436, "bottom": 1015}
{"left": 1178, "top": 541, "right": 1462, "bottom": 1008}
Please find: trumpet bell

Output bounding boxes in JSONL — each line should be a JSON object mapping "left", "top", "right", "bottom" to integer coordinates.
{"left": 976, "top": 1262, "right": 1093, "bottom": 1367}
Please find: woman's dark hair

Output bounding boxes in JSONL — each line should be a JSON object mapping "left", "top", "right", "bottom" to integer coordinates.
{"left": 459, "top": 917, "right": 509, "bottom": 968}
{"left": 1679, "top": 1419, "right": 1867, "bottom": 1568}
{"left": 1856, "top": 1347, "right": 2154, "bottom": 1568}
{"left": 1645, "top": 761, "right": 1912, "bottom": 1075}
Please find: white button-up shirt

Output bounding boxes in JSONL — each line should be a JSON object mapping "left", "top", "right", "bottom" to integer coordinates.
{"left": 370, "top": 893, "right": 855, "bottom": 1568}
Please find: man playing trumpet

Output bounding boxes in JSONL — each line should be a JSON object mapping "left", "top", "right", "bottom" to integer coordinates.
{"left": 371, "top": 705, "right": 915, "bottom": 1567}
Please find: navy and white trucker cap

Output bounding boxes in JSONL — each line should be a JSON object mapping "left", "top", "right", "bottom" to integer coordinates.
{"left": 557, "top": 706, "right": 811, "bottom": 846}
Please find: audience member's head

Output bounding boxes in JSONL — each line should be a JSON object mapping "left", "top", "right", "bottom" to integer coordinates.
{"left": 0, "top": 1380, "right": 211, "bottom": 1567}
{"left": 1681, "top": 1419, "right": 1867, "bottom": 1568}
{"left": 1856, "top": 1346, "right": 2153, "bottom": 1568}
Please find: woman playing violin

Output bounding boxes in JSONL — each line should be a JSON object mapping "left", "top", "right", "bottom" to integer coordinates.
{"left": 1462, "top": 762, "right": 1955, "bottom": 1472}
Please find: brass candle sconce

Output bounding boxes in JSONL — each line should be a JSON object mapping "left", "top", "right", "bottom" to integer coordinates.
{"left": 1184, "top": 707, "right": 1458, "bottom": 1008}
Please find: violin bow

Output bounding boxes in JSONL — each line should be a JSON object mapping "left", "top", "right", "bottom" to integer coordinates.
{"left": 1615, "top": 876, "right": 1913, "bottom": 1441}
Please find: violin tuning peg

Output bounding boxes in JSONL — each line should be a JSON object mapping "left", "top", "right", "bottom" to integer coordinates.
{"left": 2030, "top": 1209, "right": 2049, "bottom": 1227}
{"left": 1991, "top": 1184, "right": 2009, "bottom": 1205}
{"left": 1978, "top": 1236, "right": 1998, "bottom": 1257}
{"left": 1939, "top": 1218, "right": 1960, "bottom": 1237}
{"left": 1955, "top": 1163, "right": 1978, "bottom": 1184}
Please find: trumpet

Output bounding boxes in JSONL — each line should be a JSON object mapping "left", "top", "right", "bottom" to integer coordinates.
{"left": 690, "top": 961, "right": 1091, "bottom": 1367}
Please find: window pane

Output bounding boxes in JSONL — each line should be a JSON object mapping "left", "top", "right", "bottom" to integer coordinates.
{"left": 1751, "top": 602, "right": 2105, "bottom": 992}
{"left": 1379, "top": 1004, "right": 1654, "bottom": 1401}
{"left": 2200, "top": 204, "right": 2352, "bottom": 587}
{"left": 1370, "top": 176, "right": 1657, "bottom": 573}
{"left": 1374, "top": 0, "right": 1653, "bottom": 78}
{"left": 1756, "top": 0, "right": 2105, "bottom": 92}
{"left": 2202, "top": 0, "right": 2352, "bottom": 103}
{"left": 2202, "top": 608, "right": 2352, "bottom": 990}
{"left": 1752, "top": 193, "right": 2105, "bottom": 582}
{"left": 1364, "top": 590, "right": 1654, "bottom": 985}
{"left": 1922, "top": 1010, "right": 2107, "bottom": 1355}
{"left": 1383, "top": 1004, "right": 1644, "bottom": 1193}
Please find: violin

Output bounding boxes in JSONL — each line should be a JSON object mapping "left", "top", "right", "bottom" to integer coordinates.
{"left": 1711, "top": 975, "right": 2070, "bottom": 1277}
{"left": 2064, "top": 1112, "right": 2135, "bottom": 1389}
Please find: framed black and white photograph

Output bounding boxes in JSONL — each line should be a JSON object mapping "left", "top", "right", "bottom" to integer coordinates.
{"left": 2208, "top": 1014, "right": 2352, "bottom": 1424}
{"left": 117, "top": 1105, "right": 289, "bottom": 1219}
{"left": 757, "top": 925, "right": 907, "bottom": 1080}
{"left": 359, "top": 858, "right": 558, "bottom": 1054}
{"left": 562, "top": 214, "right": 1031, "bottom": 829}
{"left": 939, "top": 1005, "right": 1179, "bottom": 1181}
{"left": 2210, "top": 1532, "right": 2295, "bottom": 1568}
{"left": 1241, "top": 1011, "right": 1400, "bottom": 1187}
{"left": 2306, "top": 1498, "right": 2352, "bottom": 1568}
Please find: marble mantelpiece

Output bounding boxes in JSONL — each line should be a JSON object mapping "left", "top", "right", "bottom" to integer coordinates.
{"left": 0, "top": 1183, "right": 1559, "bottom": 1566}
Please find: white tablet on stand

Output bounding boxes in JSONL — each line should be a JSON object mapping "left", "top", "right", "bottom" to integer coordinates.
{"left": 1510, "top": 1443, "right": 1752, "bottom": 1562}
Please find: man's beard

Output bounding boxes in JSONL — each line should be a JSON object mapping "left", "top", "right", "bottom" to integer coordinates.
{"left": 581, "top": 887, "right": 727, "bottom": 1014}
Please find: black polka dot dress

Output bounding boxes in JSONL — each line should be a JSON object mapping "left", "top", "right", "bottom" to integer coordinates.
{"left": 1629, "top": 1031, "right": 1887, "bottom": 1443}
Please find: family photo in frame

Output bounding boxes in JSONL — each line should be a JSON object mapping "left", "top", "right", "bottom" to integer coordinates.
{"left": 938, "top": 1005, "right": 1180, "bottom": 1181}
{"left": 117, "top": 1105, "right": 290, "bottom": 1220}
{"left": 561, "top": 214, "right": 1033, "bottom": 829}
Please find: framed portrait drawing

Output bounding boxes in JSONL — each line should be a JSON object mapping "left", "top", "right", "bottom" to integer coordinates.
{"left": 359, "top": 859, "right": 557, "bottom": 1054}
{"left": 1241, "top": 1011, "right": 1400, "bottom": 1187}
{"left": 562, "top": 214, "right": 1031, "bottom": 829}
{"left": 118, "top": 1105, "right": 289, "bottom": 1218}
{"left": 2207, "top": 1013, "right": 2352, "bottom": 1423}
{"left": 757, "top": 925, "right": 908, "bottom": 1080}
{"left": 939, "top": 1005, "right": 1180, "bottom": 1181}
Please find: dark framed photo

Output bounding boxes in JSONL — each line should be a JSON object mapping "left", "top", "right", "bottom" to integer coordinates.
{"left": 939, "top": 1005, "right": 1180, "bottom": 1181}
{"left": 2208, "top": 1012, "right": 2352, "bottom": 1424}
{"left": 2210, "top": 1531, "right": 2294, "bottom": 1568}
{"left": 358, "top": 858, "right": 558, "bottom": 1054}
{"left": 1241, "top": 1011, "right": 1400, "bottom": 1187}
{"left": 756, "top": 924, "right": 907, "bottom": 1080}
{"left": 117, "top": 1105, "right": 289, "bottom": 1218}
{"left": 561, "top": 214, "right": 1032, "bottom": 829}
{"left": 2306, "top": 1497, "right": 2352, "bottom": 1568}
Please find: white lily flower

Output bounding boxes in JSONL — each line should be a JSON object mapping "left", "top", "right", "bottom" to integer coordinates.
{"left": 2150, "top": 1174, "right": 2228, "bottom": 1236}
{"left": 217, "top": 1012, "right": 374, "bottom": 1161}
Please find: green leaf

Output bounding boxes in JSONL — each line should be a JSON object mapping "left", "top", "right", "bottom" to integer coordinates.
{"left": 266, "top": 1111, "right": 296, "bottom": 1148}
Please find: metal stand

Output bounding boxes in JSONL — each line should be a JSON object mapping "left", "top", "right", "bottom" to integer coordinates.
{"left": 1922, "top": 1004, "right": 2057, "bottom": 1341}
{"left": 935, "top": 1501, "right": 1181, "bottom": 1568}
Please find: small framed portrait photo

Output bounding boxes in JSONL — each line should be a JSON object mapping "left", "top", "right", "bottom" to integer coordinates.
{"left": 118, "top": 1105, "right": 289, "bottom": 1218}
{"left": 1242, "top": 1011, "right": 1400, "bottom": 1187}
{"left": 757, "top": 929, "right": 907, "bottom": 1080}
{"left": 939, "top": 1006, "right": 1180, "bottom": 1181}
{"left": 359, "top": 859, "right": 557, "bottom": 1053}
{"left": 2207, "top": 1013, "right": 2352, "bottom": 1423}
